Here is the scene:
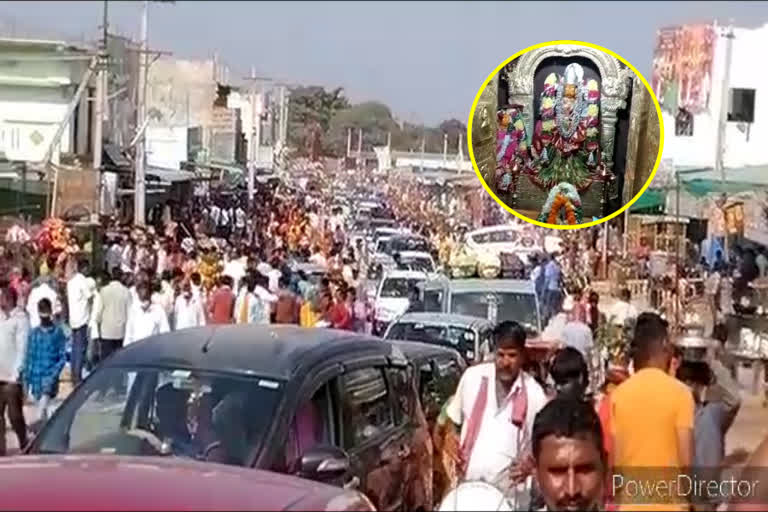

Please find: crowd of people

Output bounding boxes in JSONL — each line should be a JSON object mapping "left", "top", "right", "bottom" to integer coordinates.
{"left": 0, "top": 179, "right": 391, "bottom": 456}
{"left": 438, "top": 310, "right": 742, "bottom": 511}
{"left": 1, "top": 161, "right": 767, "bottom": 511}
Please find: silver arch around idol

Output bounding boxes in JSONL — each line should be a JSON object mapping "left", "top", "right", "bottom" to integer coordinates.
{"left": 503, "top": 43, "right": 633, "bottom": 174}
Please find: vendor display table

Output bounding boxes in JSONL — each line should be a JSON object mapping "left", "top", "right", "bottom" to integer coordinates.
{"left": 729, "top": 350, "right": 767, "bottom": 396}
{"left": 726, "top": 314, "right": 768, "bottom": 396}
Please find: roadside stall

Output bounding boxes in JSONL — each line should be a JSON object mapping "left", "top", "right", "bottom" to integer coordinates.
{"left": 727, "top": 277, "right": 768, "bottom": 396}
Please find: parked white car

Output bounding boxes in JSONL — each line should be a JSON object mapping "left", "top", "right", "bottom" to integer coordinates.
{"left": 394, "top": 250, "right": 437, "bottom": 274}
{"left": 373, "top": 270, "right": 428, "bottom": 335}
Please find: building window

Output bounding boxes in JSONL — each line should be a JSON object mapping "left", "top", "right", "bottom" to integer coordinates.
{"left": 728, "top": 88, "right": 756, "bottom": 123}
{"left": 675, "top": 108, "right": 694, "bottom": 136}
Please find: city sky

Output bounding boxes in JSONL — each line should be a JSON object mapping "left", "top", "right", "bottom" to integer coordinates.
{"left": 2, "top": 1, "right": 768, "bottom": 125}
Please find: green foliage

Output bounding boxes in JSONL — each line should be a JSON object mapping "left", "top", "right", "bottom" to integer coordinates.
{"left": 537, "top": 149, "right": 592, "bottom": 188}
{"left": 595, "top": 315, "right": 636, "bottom": 362}
{"left": 287, "top": 86, "right": 350, "bottom": 157}
{"left": 287, "top": 84, "right": 469, "bottom": 158}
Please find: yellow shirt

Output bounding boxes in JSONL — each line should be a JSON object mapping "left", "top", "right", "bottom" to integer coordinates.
{"left": 610, "top": 367, "right": 695, "bottom": 511}
{"left": 299, "top": 302, "right": 318, "bottom": 328}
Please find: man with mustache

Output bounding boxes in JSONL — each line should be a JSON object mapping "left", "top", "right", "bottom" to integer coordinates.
{"left": 444, "top": 320, "right": 548, "bottom": 509}
{"left": 533, "top": 397, "right": 607, "bottom": 511}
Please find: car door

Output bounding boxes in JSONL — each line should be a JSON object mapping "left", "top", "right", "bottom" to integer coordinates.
{"left": 338, "top": 365, "right": 411, "bottom": 512}
{"left": 417, "top": 355, "right": 465, "bottom": 503}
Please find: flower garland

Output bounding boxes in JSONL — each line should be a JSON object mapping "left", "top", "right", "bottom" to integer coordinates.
{"left": 35, "top": 218, "right": 72, "bottom": 253}
{"left": 537, "top": 73, "right": 558, "bottom": 162}
{"left": 583, "top": 79, "right": 601, "bottom": 168}
{"left": 496, "top": 107, "right": 528, "bottom": 193}
{"left": 537, "top": 182, "right": 584, "bottom": 225}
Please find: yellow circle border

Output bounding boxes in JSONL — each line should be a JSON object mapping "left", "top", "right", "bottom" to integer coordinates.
{"left": 467, "top": 40, "right": 665, "bottom": 230}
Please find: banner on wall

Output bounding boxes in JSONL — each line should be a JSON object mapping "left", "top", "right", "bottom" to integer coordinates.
{"left": 652, "top": 23, "right": 717, "bottom": 114}
{"left": 725, "top": 203, "right": 745, "bottom": 235}
{"left": 743, "top": 193, "right": 768, "bottom": 246}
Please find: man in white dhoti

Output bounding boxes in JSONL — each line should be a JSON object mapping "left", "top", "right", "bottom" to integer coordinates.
{"left": 444, "top": 320, "right": 548, "bottom": 509}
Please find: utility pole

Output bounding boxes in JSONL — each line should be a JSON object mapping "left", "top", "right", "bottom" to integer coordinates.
{"left": 248, "top": 66, "right": 256, "bottom": 209}
{"left": 715, "top": 21, "right": 735, "bottom": 185}
{"left": 279, "top": 85, "right": 288, "bottom": 147}
{"left": 254, "top": 90, "right": 262, "bottom": 180}
{"left": 443, "top": 133, "right": 448, "bottom": 164}
{"left": 420, "top": 136, "right": 426, "bottom": 173}
{"left": 346, "top": 128, "right": 352, "bottom": 158}
{"left": 714, "top": 20, "right": 735, "bottom": 260}
{"left": 94, "top": 0, "right": 108, "bottom": 215}
{"left": 675, "top": 169, "right": 681, "bottom": 333}
{"left": 134, "top": 0, "right": 148, "bottom": 225}
{"left": 357, "top": 127, "right": 362, "bottom": 167}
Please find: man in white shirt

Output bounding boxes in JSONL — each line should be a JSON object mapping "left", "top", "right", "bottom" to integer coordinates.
{"left": 254, "top": 273, "right": 278, "bottom": 324}
{"left": 174, "top": 281, "right": 206, "bottom": 330}
{"left": 559, "top": 298, "right": 594, "bottom": 359}
{"left": 96, "top": 268, "right": 131, "bottom": 364}
{"left": 234, "top": 204, "right": 246, "bottom": 238}
{"left": 607, "top": 288, "right": 638, "bottom": 326}
{"left": 26, "top": 276, "right": 61, "bottom": 328}
{"left": 309, "top": 248, "right": 327, "bottom": 267}
{"left": 125, "top": 284, "right": 170, "bottom": 345}
{"left": 155, "top": 240, "right": 169, "bottom": 278}
{"left": 0, "top": 285, "right": 29, "bottom": 454}
{"left": 120, "top": 238, "right": 135, "bottom": 275}
{"left": 105, "top": 240, "right": 122, "bottom": 274}
{"left": 209, "top": 204, "right": 221, "bottom": 235}
{"left": 152, "top": 271, "right": 176, "bottom": 326}
{"left": 67, "top": 259, "right": 93, "bottom": 385}
{"left": 445, "top": 321, "right": 547, "bottom": 510}
{"left": 223, "top": 250, "right": 248, "bottom": 293}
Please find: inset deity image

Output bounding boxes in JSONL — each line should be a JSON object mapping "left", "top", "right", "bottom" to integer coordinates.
{"left": 471, "top": 43, "right": 662, "bottom": 227}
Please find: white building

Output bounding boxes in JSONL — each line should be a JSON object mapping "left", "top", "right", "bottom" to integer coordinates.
{"left": 0, "top": 38, "right": 93, "bottom": 165}
{"left": 661, "top": 22, "right": 767, "bottom": 169}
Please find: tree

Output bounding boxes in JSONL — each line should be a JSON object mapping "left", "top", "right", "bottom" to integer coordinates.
{"left": 327, "top": 101, "right": 400, "bottom": 156}
{"left": 286, "top": 84, "right": 470, "bottom": 159}
{"left": 287, "top": 86, "right": 350, "bottom": 156}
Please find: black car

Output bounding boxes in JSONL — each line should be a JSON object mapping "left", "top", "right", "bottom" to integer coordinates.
{"left": 27, "top": 326, "right": 432, "bottom": 512}
{"left": 387, "top": 340, "right": 465, "bottom": 504}
{"left": 387, "top": 340, "right": 465, "bottom": 427}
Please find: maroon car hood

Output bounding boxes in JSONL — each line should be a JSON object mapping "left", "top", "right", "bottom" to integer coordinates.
{"left": 0, "top": 455, "right": 340, "bottom": 511}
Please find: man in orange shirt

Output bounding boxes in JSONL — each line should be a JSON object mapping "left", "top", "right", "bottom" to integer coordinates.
{"left": 610, "top": 312, "right": 695, "bottom": 511}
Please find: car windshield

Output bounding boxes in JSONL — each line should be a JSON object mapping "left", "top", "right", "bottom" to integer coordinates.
{"left": 387, "top": 323, "right": 475, "bottom": 352}
{"left": 400, "top": 257, "right": 434, "bottom": 273}
{"left": 423, "top": 289, "right": 444, "bottom": 312}
{"left": 380, "top": 277, "right": 423, "bottom": 298}
{"left": 391, "top": 238, "right": 429, "bottom": 252}
{"left": 376, "top": 238, "right": 392, "bottom": 254}
{"left": 32, "top": 366, "right": 283, "bottom": 467}
{"left": 451, "top": 291, "right": 539, "bottom": 331}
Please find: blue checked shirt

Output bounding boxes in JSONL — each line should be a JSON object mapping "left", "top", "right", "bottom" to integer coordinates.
{"left": 22, "top": 323, "right": 67, "bottom": 400}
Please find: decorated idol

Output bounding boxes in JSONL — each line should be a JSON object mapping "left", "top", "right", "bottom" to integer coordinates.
{"left": 525, "top": 63, "right": 602, "bottom": 225}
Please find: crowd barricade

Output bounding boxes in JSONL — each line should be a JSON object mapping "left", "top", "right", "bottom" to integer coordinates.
{"left": 625, "top": 279, "right": 651, "bottom": 310}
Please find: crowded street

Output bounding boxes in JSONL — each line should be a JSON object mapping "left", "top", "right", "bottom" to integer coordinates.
{"left": 0, "top": 157, "right": 767, "bottom": 511}
{"left": 4, "top": 2, "right": 768, "bottom": 511}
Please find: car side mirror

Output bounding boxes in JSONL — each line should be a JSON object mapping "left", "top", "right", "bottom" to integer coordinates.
{"left": 298, "top": 445, "right": 351, "bottom": 483}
